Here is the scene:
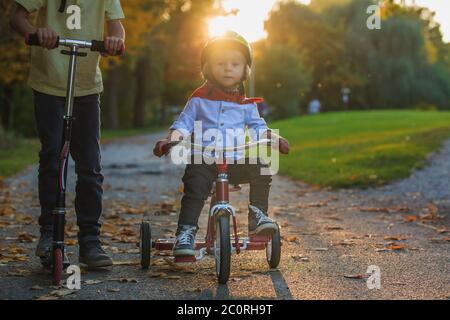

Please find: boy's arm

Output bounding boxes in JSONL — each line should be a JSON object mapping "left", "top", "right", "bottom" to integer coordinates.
{"left": 153, "top": 99, "right": 197, "bottom": 157}
{"left": 246, "top": 104, "right": 290, "bottom": 154}
{"left": 10, "top": 3, "right": 58, "bottom": 49}
{"left": 104, "top": 20, "right": 125, "bottom": 56}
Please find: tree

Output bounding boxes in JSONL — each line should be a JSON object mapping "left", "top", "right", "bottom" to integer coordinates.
{"left": 0, "top": 0, "right": 30, "bottom": 130}
{"left": 254, "top": 42, "right": 311, "bottom": 119}
{"left": 156, "top": 0, "right": 216, "bottom": 124}
{"left": 265, "top": 1, "right": 354, "bottom": 110}
{"left": 102, "top": 0, "right": 174, "bottom": 129}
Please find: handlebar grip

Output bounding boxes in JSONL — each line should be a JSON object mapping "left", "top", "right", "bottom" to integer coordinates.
{"left": 25, "top": 33, "right": 40, "bottom": 46}
{"left": 91, "top": 40, "right": 125, "bottom": 55}
{"left": 25, "top": 33, "right": 60, "bottom": 47}
{"left": 90, "top": 40, "right": 106, "bottom": 53}
{"left": 161, "top": 143, "right": 172, "bottom": 155}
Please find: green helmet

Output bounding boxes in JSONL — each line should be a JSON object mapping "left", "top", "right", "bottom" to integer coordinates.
{"left": 201, "top": 31, "right": 252, "bottom": 68}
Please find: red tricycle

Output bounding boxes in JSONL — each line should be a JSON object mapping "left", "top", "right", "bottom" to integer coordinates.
{"left": 139, "top": 139, "right": 281, "bottom": 284}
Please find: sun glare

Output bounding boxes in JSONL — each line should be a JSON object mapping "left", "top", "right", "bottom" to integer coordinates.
{"left": 207, "top": 0, "right": 278, "bottom": 43}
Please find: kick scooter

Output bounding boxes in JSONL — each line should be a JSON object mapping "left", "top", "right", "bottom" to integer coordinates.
{"left": 26, "top": 33, "right": 123, "bottom": 285}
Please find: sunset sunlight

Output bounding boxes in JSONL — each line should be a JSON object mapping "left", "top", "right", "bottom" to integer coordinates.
{"left": 208, "top": 0, "right": 281, "bottom": 42}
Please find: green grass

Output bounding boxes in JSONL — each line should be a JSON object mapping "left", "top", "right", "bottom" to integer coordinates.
{"left": 270, "top": 110, "right": 450, "bottom": 189}
{"left": 0, "top": 126, "right": 164, "bottom": 178}
{"left": 101, "top": 126, "right": 164, "bottom": 143}
{"left": 0, "top": 138, "right": 40, "bottom": 178}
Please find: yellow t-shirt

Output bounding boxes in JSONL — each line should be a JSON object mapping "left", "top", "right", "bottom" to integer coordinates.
{"left": 15, "top": 0, "right": 125, "bottom": 97}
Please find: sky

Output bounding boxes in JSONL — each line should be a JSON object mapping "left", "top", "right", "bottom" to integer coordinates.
{"left": 413, "top": 0, "right": 450, "bottom": 42}
{"left": 208, "top": 0, "right": 450, "bottom": 43}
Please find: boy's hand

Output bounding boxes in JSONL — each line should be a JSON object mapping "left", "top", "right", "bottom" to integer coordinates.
{"left": 103, "top": 36, "right": 124, "bottom": 56}
{"left": 153, "top": 139, "right": 170, "bottom": 158}
{"left": 265, "top": 130, "right": 290, "bottom": 155}
{"left": 36, "top": 27, "right": 58, "bottom": 49}
{"left": 278, "top": 137, "right": 290, "bottom": 154}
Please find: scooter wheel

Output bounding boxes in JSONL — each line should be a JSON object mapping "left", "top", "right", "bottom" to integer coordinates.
{"left": 53, "top": 248, "right": 63, "bottom": 286}
{"left": 266, "top": 225, "right": 281, "bottom": 269}
{"left": 140, "top": 221, "right": 151, "bottom": 269}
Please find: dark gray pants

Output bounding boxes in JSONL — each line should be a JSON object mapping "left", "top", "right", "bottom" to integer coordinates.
{"left": 179, "top": 159, "right": 272, "bottom": 228}
{"left": 33, "top": 90, "right": 103, "bottom": 240}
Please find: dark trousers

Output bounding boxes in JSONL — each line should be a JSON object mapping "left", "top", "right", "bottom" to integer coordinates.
{"left": 33, "top": 90, "right": 103, "bottom": 240}
{"left": 179, "top": 159, "right": 272, "bottom": 228}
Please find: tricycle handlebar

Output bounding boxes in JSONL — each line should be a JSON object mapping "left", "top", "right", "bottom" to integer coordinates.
{"left": 162, "top": 139, "right": 272, "bottom": 156}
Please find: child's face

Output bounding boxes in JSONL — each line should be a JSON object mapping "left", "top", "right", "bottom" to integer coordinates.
{"left": 209, "top": 48, "right": 246, "bottom": 89}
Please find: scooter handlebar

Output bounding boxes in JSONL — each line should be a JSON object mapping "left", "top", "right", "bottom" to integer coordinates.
{"left": 25, "top": 33, "right": 124, "bottom": 55}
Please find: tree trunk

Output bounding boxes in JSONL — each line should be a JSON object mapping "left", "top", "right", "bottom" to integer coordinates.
{"left": 105, "top": 66, "right": 120, "bottom": 129}
{"left": 133, "top": 57, "right": 148, "bottom": 128}
{"left": 1, "top": 86, "right": 14, "bottom": 130}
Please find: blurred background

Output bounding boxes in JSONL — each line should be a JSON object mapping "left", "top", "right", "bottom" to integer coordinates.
{"left": 0, "top": 0, "right": 449, "bottom": 186}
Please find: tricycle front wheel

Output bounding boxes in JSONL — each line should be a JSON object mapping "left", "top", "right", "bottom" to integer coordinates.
{"left": 266, "top": 225, "right": 281, "bottom": 269}
{"left": 214, "top": 214, "right": 231, "bottom": 284}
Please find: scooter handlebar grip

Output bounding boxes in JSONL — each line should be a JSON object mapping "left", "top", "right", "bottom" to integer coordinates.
{"left": 91, "top": 40, "right": 125, "bottom": 55}
{"left": 25, "top": 33, "right": 40, "bottom": 46}
{"left": 90, "top": 40, "right": 106, "bottom": 53}
{"left": 25, "top": 33, "right": 60, "bottom": 48}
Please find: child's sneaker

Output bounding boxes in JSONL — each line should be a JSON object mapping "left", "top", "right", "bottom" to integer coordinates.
{"left": 173, "top": 224, "right": 197, "bottom": 256}
{"left": 248, "top": 205, "right": 278, "bottom": 236}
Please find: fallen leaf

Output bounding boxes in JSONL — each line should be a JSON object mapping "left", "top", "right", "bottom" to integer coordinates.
{"left": 7, "top": 269, "right": 31, "bottom": 276}
{"left": 404, "top": 215, "right": 417, "bottom": 222}
{"left": 150, "top": 272, "right": 167, "bottom": 278}
{"left": 334, "top": 239, "right": 356, "bottom": 246}
{"left": 424, "top": 203, "right": 439, "bottom": 220}
{"left": 324, "top": 226, "right": 343, "bottom": 231}
{"left": 309, "top": 247, "right": 328, "bottom": 251}
{"left": 383, "top": 236, "right": 407, "bottom": 241}
{"left": 344, "top": 274, "right": 367, "bottom": 279}
{"left": 65, "top": 239, "right": 77, "bottom": 246}
{"left": 291, "top": 255, "right": 309, "bottom": 262}
{"left": 85, "top": 280, "right": 103, "bottom": 285}
{"left": 112, "top": 260, "right": 139, "bottom": 266}
{"left": 35, "top": 288, "right": 77, "bottom": 300}
{"left": 30, "top": 285, "right": 44, "bottom": 291}
{"left": 297, "top": 201, "right": 328, "bottom": 209}
{"left": 17, "top": 232, "right": 36, "bottom": 243}
{"left": 111, "top": 278, "right": 138, "bottom": 283}
{"left": 385, "top": 243, "right": 406, "bottom": 250}
{"left": 282, "top": 236, "right": 300, "bottom": 242}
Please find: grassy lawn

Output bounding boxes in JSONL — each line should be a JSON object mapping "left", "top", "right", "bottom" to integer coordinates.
{"left": 271, "top": 110, "right": 450, "bottom": 189}
{"left": 101, "top": 126, "right": 164, "bottom": 143}
{"left": 0, "top": 126, "right": 163, "bottom": 179}
{"left": 0, "top": 138, "right": 40, "bottom": 178}
{"left": 2, "top": 111, "right": 450, "bottom": 188}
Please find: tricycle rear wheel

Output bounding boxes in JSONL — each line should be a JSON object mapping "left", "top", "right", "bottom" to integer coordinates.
{"left": 140, "top": 221, "right": 151, "bottom": 269}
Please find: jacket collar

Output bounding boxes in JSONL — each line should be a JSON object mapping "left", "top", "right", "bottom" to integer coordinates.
{"left": 190, "top": 82, "right": 264, "bottom": 105}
